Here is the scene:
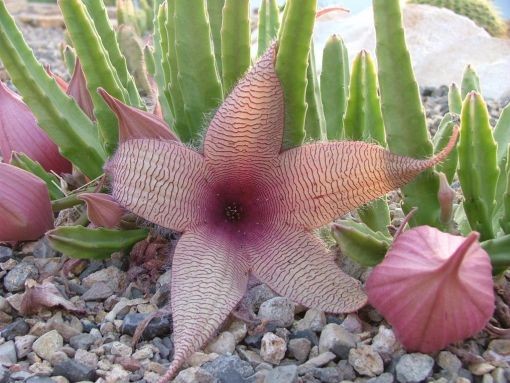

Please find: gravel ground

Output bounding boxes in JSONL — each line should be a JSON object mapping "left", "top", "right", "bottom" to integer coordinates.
{"left": 2, "top": 18, "right": 510, "bottom": 383}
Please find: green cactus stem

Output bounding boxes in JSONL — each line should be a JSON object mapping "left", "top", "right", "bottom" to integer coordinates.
{"left": 0, "top": 1, "right": 105, "bottom": 178}
{"left": 276, "top": 0, "right": 317, "bottom": 148}
{"left": 373, "top": 0, "right": 444, "bottom": 228}
{"left": 117, "top": 25, "right": 152, "bottom": 95}
{"left": 62, "top": 45, "right": 76, "bottom": 76}
{"left": 47, "top": 226, "right": 149, "bottom": 260}
{"left": 500, "top": 145, "right": 510, "bottom": 234}
{"left": 59, "top": 0, "right": 129, "bottom": 155}
{"left": 207, "top": 0, "right": 226, "bottom": 77}
{"left": 304, "top": 41, "right": 326, "bottom": 140}
{"left": 481, "top": 234, "right": 510, "bottom": 275}
{"left": 165, "top": 0, "right": 191, "bottom": 141}
{"left": 144, "top": 44, "right": 156, "bottom": 77}
{"left": 432, "top": 113, "right": 459, "bottom": 183}
{"left": 10, "top": 153, "right": 64, "bottom": 200}
{"left": 152, "top": 2, "right": 174, "bottom": 128}
{"left": 461, "top": 64, "right": 481, "bottom": 98}
{"left": 343, "top": 49, "right": 390, "bottom": 234}
{"left": 457, "top": 92, "right": 498, "bottom": 240}
{"left": 257, "top": 0, "right": 280, "bottom": 57}
{"left": 331, "top": 221, "right": 391, "bottom": 267}
{"left": 491, "top": 104, "right": 510, "bottom": 230}
{"left": 221, "top": 0, "right": 251, "bottom": 94}
{"left": 448, "top": 82, "right": 462, "bottom": 114}
{"left": 320, "top": 35, "right": 349, "bottom": 140}
{"left": 83, "top": 0, "right": 142, "bottom": 108}
{"left": 174, "top": 0, "right": 223, "bottom": 142}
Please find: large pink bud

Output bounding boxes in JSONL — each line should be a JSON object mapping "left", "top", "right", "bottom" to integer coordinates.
{"left": 0, "top": 81, "right": 72, "bottom": 174}
{"left": 366, "top": 226, "right": 494, "bottom": 353}
{"left": 0, "top": 163, "right": 54, "bottom": 241}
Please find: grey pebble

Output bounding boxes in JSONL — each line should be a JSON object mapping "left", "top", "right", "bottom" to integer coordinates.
{"left": 311, "top": 367, "right": 342, "bottom": 383}
{"left": 121, "top": 312, "right": 172, "bottom": 340}
{"left": 0, "top": 318, "right": 29, "bottom": 340}
{"left": 81, "top": 281, "right": 114, "bottom": 301}
{"left": 52, "top": 359, "right": 97, "bottom": 382}
{"left": 4, "top": 262, "right": 38, "bottom": 292}
{"left": 25, "top": 377, "right": 55, "bottom": 383}
{"left": 265, "top": 365, "right": 298, "bottom": 383}
{"left": 0, "top": 246, "right": 13, "bottom": 262}
{"left": 0, "top": 340, "right": 17, "bottom": 365}
{"left": 0, "top": 365, "right": 9, "bottom": 383}
{"left": 319, "top": 323, "right": 357, "bottom": 359}
{"left": 202, "top": 355, "right": 254, "bottom": 383}
{"left": 69, "top": 333, "right": 97, "bottom": 350}
{"left": 367, "top": 372, "right": 395, "bottom": 383}
{"left": 258, "top": 297, "right": 295, "bottom": 328}
{"left": 396, "top": 353, "right": 435, "bottom": 383}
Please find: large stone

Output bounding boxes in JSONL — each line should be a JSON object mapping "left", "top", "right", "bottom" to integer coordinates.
{"left": 121, "top": 312, "right": 172, "bottom": 340}
{"left": 4, "top": 262, "right": 38, "bottom": 292}
{"left": 205, "top": 331, "right": 236, "bottom": 355}
{"left": 0, "top": 318, "right": 29, "bottom": 340}
{"left": 69, "top": 333, "right": 96, "bottom": 350}
{"left": 82, "top": 266, "right": 126, "bottom": 292}
{"left": 295, "top": 309, "right": 326, "bottom": 332}
{"left": 53, "top": 359, "right": 96, "bottom": 382}
{"left": 0, "top": 341, "right": 17, "bottom": 365}
{"left": 32, "top": 330, "right": 63, "bottom": 361}
{"left": 288, "top": 338, "right": 311, "bottom": 363}
{"left": 348, "top": 345, "right": 384, "bottom": 377}
{"left": 14, "top": 334, "right": 37, "bottom": 359}
{"left": 202, "top": 355, "right": 254, "bottom": 383}
{"left": 313, "top": 4, "right": 510, "bottom": 100}
{"left": 396, "top": 353, "right": 435, "bottom": 383}
{"left": 265, "top": 365, "right": 298, "bottom": 383}
{"left": 174, "top": 367, "right": 215, "bottom": 383}
{"left": 260, "top": 332, "right": 287, "bottom": 365}
{"left": 319, "top": 323, "right": 357, "bottom": 358}
{"left": 81, "top": 282, "right": 114, "bottom": 301}
{"left": 258, "top": 297, "right": 295, "bottom": 328}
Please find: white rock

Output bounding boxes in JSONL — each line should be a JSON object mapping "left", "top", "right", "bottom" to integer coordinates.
{"left": 260, "top": 333, "right": 287, "bottom": 364}
{"left": 396, "top": 353, "right": 435, "bottom": 383}
{"left": 348, "top": 345, "right": 384, "bottom": 377}
{"left": 110, "top": 341, "right": 132, "bottom": 357}
{"left": 258, "top": 297, "right": 295, "bottom": 328}
{"left": 227, "top": 320, "right": 247, "bottom": 344}
{"left": 32, "top": 330, "right": 63, "bottom": 361}
{"left": 205, "top": 332, "right": 236, "bottom": 355}
{"left": 313, "top": 4, "right": 510, "bottom": 100}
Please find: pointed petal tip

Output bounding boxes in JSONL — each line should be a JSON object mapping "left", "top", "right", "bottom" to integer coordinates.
{"left": 77, "top": 192, "right": 124, "bottom": 228}
{"left": 428, "top": 125, "right": 459, "bottom": 166}
{"left": 98, "top": 88, "right": 177, "bottom": 143}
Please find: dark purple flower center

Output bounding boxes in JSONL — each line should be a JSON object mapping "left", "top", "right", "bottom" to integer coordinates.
{"left": 224, "top": 201, "right": 244, "bottom": 223}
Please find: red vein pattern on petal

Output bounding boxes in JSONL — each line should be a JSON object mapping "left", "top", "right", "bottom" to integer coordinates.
{"left": 250, "top": 224, "right": 367, "bottom": 313}
{"left": 203, "top": 43, "right": 284, "bottom": 177}
{"left": 107, "top": 139, "right": 208, "bottom": 232}
{"left": 276, "top": 140, "right": 453, "bottom": 230}
{"left": 161, "top": 226, "right": 249, "bottom": 382}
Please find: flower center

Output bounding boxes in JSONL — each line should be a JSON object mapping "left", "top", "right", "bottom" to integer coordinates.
{"left": 224, "top": 201, "right": 244, "bottom": 223}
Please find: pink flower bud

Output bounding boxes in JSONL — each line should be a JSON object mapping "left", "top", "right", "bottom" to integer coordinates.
{"left": 0, "top": 163, "right": 54, "bottom": 241}
{"left": 67, "top": 59, "right": 95, "bottom": 120}
{"left": 437, "top": 172, "right": 456, "bottom": 224}
{"left": 77, "top": 192, "right": 124, "bottom": 228}
{"left": 366, "top": 226, "right": 494, "bottom": 353}
{"left": 0, "top": 81, "right": 72, "bottom": 174}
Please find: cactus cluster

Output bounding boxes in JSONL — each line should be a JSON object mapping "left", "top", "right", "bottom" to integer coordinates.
{"left": 408, "top": 0, "right": 508, "bottom": 36}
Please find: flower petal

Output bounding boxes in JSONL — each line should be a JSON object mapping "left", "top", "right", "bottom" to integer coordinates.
{"left": 107, "top": 139, "right": 207, "bottom": 232}
{"left": 162, "top": 226, "right": 249, "bottom": 381}
{"left": 250, "top": 225, "right": 367, "bottom": 313}
{"left": 366, "top": 226, "right": 494, "bottom": 353}
{"left": 0, "top": 81, "right": 72, "bottom": 174}
{"left": 99, "top": 88, "right": 177, "bottom": 142}
{"left": 0, "top": 163, "right": 54, "bottom": 241}
{"left": 77, "top": 192, "right": 124, "bottom": 228}
{"left": 45, "top": 66, "right": 69, "bottom": 92}
{"left": 276, "top": 129, "right": 458, "bottom": 229}
{"left": 203, "top": 43, "right": 284, "bottom": 176}
{"left": 67, "top": 59, "right": 95, "bottom": 120}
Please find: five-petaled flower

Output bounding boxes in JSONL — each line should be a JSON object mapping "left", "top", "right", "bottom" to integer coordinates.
{"left": 106, "top": 44, "right": 457, "bottom": 381}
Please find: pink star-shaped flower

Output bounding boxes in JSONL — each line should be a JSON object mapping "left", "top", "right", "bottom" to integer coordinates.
{"left": 106, "top": 44, "right": 457, "bottom": 381}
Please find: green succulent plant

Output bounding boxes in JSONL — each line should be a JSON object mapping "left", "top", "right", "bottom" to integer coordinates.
{"left": 408, "top": 0, "right": 508, "bottom": 36}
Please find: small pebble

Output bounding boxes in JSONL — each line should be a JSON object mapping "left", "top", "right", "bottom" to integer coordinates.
{"left": 319, "top": 323, "right": 357, "bottom": 358}
{"left": 205, "top": 331, "right": 236, "bottom": 355}
{"left": 348, "top": 345, "right": 384, "bottom": 377}
{"left": 288, "top": 337, "right": 311, "bottom": 363}
{"left": 4, "top": 262, "right": 38, "bottom": 292}
{"left": 32, "top": 330, "right": 63, "bottom": 361}
{"left": 396, "top": 353, "right": 435, "bottom": 383}
{"left": 258, "top": 297, "right": 295, "bottom": 328}
{"left": 265, "top": 365, "right": 298, "bottom": 383}
{"left": 260, "top": 332, "right": 287, "bottom": 364}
